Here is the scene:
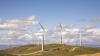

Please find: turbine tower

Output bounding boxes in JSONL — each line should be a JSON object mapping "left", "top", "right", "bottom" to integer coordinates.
{"left": 79, "top": 30, "right": 82, "bottom": 46}
{"left": 39, "top": 22, "right": 45, "bottom": 52}
{"left": 79, "top": 28, "right": 82, "bottom": 46}
{"left": 60, "top": 24, "right": 63, "bottom": 44}
{"left": 59, "top": 24, "right": 63, "bottom": 44}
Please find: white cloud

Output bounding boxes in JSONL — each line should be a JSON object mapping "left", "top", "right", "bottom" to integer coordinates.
{"left": 0, "top": 16, "right": 39, "bottom": 45}
{"left": 0, "top": 19, "right": 100, "bottom": 47}
{"left": 93, "top": 17, "right": 100, "bottom": 22}
{"left": 18, "top": 34, "right": 33, "bottom": 39}
{"left": 0, "top": 28, "right": 100, "bottom": 46}
{"left": 0, "top": 16, "right": 38, "bottom": 30}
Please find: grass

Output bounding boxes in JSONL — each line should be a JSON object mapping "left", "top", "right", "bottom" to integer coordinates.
{"left": 0, "top": 44, "right": 100, "bottom": 56}
{"left": 0, "top": 52, "right": 16, "bottom": 56}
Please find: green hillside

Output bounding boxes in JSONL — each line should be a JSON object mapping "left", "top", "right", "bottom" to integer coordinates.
{"left": 0, "top": 44, "right": 100, "bottom": 56}
{"left": 0, "top": 52, "right": 16, "bottom": 56}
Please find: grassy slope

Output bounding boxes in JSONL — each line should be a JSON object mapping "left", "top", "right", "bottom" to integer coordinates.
{"left": 0, "top": 52, "right": 16, "bottom": 56}
{"left": 1, "top": 44, "right": 100, "bottom": 56}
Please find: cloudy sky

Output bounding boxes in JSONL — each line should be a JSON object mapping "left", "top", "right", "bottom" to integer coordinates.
{"left": 0, "top": 0, "right": 100, "bottom": 28}
{"left": 0, "top": 0, "right": 100, "bottom": 47}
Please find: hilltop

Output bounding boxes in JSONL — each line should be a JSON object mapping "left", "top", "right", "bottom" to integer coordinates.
{"left": 0, "top": 44, "right": 100, "bottom": 56}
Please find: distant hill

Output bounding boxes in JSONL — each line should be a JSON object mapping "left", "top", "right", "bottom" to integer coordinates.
{"left": 0, "top": 45, "right": 20, "bottom": 50}
{"left": 0, "top": 44, "right": 100, "bottom": 56}
{"left": 0, "top": 45, "right": 11, "bottom": 50}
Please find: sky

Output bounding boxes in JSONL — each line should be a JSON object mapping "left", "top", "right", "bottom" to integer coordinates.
{"left": 0, "top": 0, "right": 100, "bottom": 47}
{"left": 0, "top": 0, "right": 100, "bottom": 29}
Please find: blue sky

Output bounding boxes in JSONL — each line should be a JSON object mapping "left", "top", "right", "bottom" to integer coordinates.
{"left": 0, "top": 0, "right": 100, "bottom": 29}
{"left": 0, "top": 0, "right": 100, "bottom": 46}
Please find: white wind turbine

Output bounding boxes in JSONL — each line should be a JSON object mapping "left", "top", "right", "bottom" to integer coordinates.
{"left": 79, "top": 26, "right": 88, "bottom": 46}
{"left": 83, "top": 25, "right": 95, "bottom": 46}
{"left": 60, "top": 24, "right": 63, "bottom": 44}
{"left": 38, "top": 22, "right": 47, "bottom": 52}
{"left": 58, "top": 24, "right": 67, "bottom": 45}
{"left": 31, "top": 16, "right": 46, "bottom": 52}
{"left": 79, "top": 28, "right": 82, "bottom": 46}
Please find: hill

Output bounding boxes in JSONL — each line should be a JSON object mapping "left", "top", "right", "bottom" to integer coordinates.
{"left": 0, "top": 52, "right": 16, "bottom": 56}
{"left": 0, "top": 44, "right": 100, "bottom": 56}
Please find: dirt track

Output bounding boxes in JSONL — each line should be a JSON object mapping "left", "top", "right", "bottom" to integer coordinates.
{"left": 77, "top": 53, "right": 100, "bottom": 56}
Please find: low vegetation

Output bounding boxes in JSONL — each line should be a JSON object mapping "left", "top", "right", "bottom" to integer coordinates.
{"left": 0, "top": 44, "right": 100, "bottom": 56}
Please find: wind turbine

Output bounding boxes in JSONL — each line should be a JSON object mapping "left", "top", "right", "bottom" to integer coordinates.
{"left": 83, "top": 25, "right": 95, "bottom": 46}
{"left": 59, "top": 24, "right": 67, "bottom": 45}
{"left": 79, "top": 29, "right": 82, "bottom": 46}
{"left": 59, "top": 24, "right": 63, "bottom": 44}
{"left": 55, "top": 24, "right": 64, "bottom": 45}
{"left": 38, "top": 22, "right": 45, "bottom": 52}
{"left": 79, "top": 26, "right": 86, "bottom": 47}
{"left": 33, "top": 16, "right": 45, "bottom": 52}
